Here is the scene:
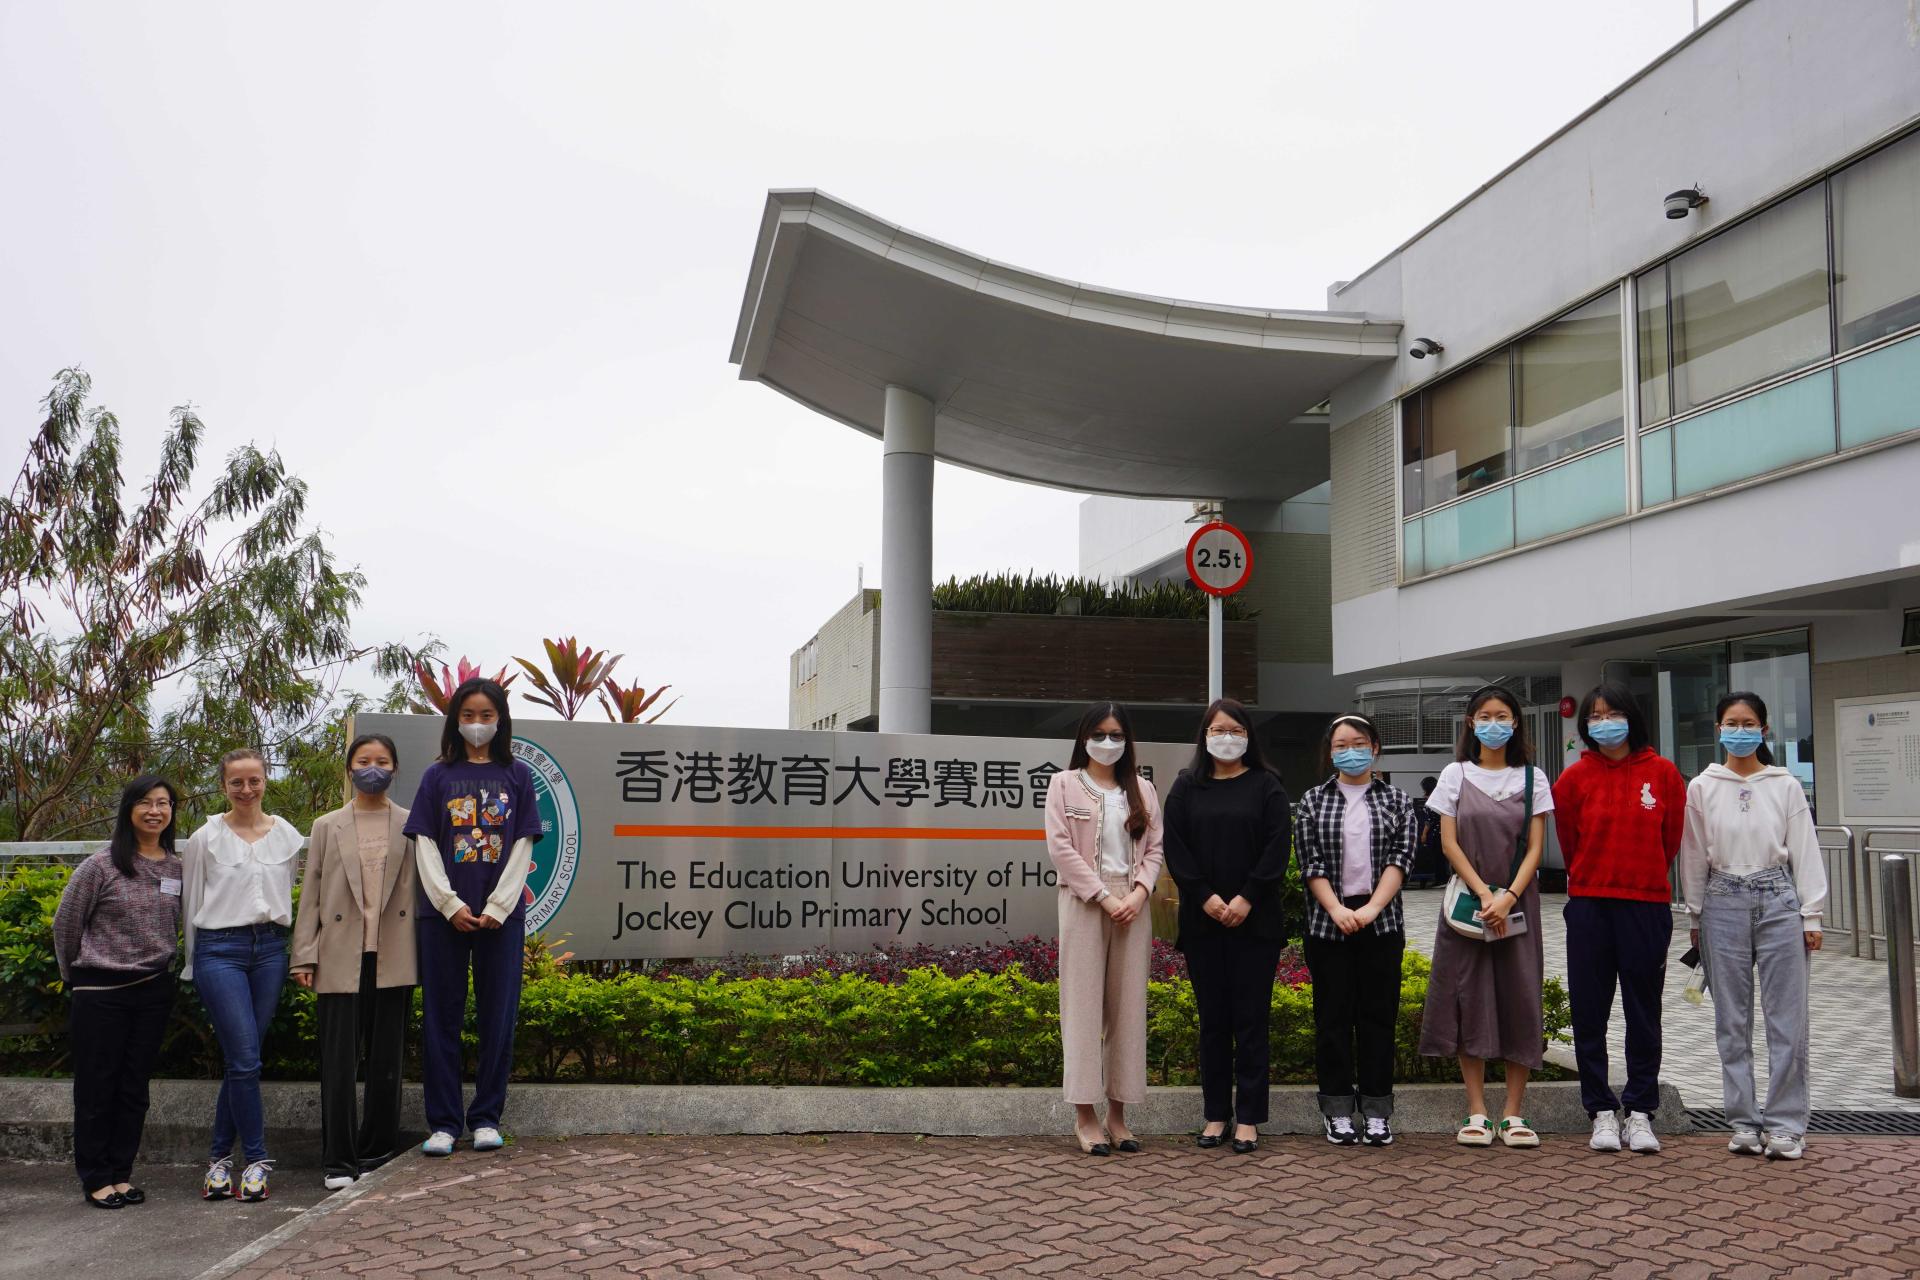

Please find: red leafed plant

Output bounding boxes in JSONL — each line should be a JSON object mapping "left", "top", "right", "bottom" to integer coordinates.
{"left": 516, "top": 636, "right": 622, "bottom": 721}
{"left": 412, "top": 656, "right": 518, "bottom": 713}
{"left": 599, "top": 675, "right": 677, "bottom": 724}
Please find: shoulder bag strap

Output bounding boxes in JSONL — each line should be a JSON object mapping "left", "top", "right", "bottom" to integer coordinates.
{"left": 1505, "top": 766, "right": 1534, "bottom": 888}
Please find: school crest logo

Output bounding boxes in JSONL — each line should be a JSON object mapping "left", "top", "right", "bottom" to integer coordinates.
{"left": 511, "top": 735, "right": 581, "bottom": 933}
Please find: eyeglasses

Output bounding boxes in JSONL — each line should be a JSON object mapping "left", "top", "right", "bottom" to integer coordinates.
{"left": 1088, "top": 735, "right": 1126, "bottom": 746}
{"left": 133, "top": 798, "right": 171, "bottom": 811}
{"left": 1208, "top": 727, "right": 1249, "bottom": 738}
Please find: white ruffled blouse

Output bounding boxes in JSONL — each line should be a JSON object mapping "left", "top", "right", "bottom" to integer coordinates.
{"left": 181, "top": 813, "right": 303, "bottom": 979}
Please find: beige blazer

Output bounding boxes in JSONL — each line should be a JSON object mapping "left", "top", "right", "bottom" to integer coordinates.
{"left": 290, "top": 802, "right": 418, "bottom": 993}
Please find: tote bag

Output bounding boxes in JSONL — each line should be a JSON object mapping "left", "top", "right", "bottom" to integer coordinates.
{"left": 1441, "top": 766, "right": 1532, "bottom": 941}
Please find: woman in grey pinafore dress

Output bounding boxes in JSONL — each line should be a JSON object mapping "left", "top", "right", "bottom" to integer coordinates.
{"left": 1419, "top": 686, "right": 1549, "bottom": 1147}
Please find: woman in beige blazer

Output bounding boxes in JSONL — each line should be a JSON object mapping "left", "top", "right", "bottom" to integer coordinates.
{"left": 290, "top": 732, "right": 418, "bottom": 1190}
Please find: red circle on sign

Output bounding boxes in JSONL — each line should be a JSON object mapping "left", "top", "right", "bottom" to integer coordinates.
{"left": 1185, "top": 522, "right": 1254, "bottom": 597}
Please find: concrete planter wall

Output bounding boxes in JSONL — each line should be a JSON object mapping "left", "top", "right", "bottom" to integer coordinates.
{"left": 0, "top": 1077, "right": 1686, "bottom": 1163}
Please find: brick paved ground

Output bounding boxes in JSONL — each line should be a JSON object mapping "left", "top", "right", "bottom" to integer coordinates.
{"left": 234, "top": 1134, "right": 1920, "bottom": 1278}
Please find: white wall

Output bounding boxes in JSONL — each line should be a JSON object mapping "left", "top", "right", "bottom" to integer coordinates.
{"left": 1078, "top": 496, "right": 1193, "bottom": 581}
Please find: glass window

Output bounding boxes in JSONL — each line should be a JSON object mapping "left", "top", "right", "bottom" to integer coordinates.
{"left": 1656, "top": 629, "right": 1812, "bottom": 805}
{"left": 1669, "top": 186, "right": 1831, "bottom": 412}
{"left": 1636, "top": 265, "right": 1671, "bottom": 425}
{"left": 1515, "top": 291, "right": 1623, "bottom": 471}
{"left": 1834, "top": 129, "right": 1920, "bottom": 350}
{"left": 1399, "top": 393, "right": 1426, "bottom": 516}
{"left": 1424, "top": 353, "right": 1511, "bottom": 500}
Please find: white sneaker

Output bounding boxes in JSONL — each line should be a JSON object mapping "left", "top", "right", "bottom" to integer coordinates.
{"left": 422, "top": 1131, "right": 457, "bottom": 1157}
{"left": 323, "top": 1173, "right": 356, "bottom": 1191}
{"left": 471, "top": 1126, "right": 505, "bottom": 1152}
{"left": 1727, "top": 1128, "right": 1764, "bottom": 1155}
{"left": 1363, "top": 1116, "right": 1393, "bottom": 1147}
{"left": 1324, "top": 1115, "right": 1358, "bottom": 1145}
{"left": 1624, "top": 1111, "right": 1661, "bottom": 1154}
{"left": 1588, "top": 1111, "right": 1621, "bottom": 1152}
{"left": 1764, "top": 1132, "right": 1806, "bottom": 1161}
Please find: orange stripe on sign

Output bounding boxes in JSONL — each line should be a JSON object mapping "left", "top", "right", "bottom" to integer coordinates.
{"left": 611, "top": 824, "right": 1045, "bottom": 841}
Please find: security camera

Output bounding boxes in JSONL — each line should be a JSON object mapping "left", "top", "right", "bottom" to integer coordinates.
{"left": 1665, "top": 187, "right": 1708, "bottom": 220}
{"left": 1409, "top": 337, "right": 1444, "bottom": 360}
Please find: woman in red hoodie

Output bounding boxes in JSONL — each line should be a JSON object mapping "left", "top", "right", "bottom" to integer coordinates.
{"left": 1552, "top": 684, "right": 1685, "bottom": 1157}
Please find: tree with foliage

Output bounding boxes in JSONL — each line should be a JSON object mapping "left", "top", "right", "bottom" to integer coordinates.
{"left": 404, "top": 654, "right": 517, "bottom": 714}
{"left": 0, "top": 368, "right": 413, "bottom": 841}
{"left": 516, "top": 636, "right": 619, "bottom": 721}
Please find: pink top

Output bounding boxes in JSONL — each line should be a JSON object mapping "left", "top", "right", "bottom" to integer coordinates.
{"left": 1338, "top": 778, "right": 1374, "bottom": 898}
{"left": 1043, "top": 769, "right": 1166, "bottom": 902}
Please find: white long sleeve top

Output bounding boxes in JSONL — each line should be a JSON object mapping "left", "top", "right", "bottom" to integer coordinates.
{"left": 1677, "top": 763, "right": 1827, "bottom": 925}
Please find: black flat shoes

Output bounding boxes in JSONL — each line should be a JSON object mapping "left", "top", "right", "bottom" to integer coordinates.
{"left": 1195, "top": 1131, "right": 1225, "bottom": 1149}
{"left": 84, "top": 1190, "right": 125, "bottom": 1209}
{"left": 1114, "top": 1139, "right": 1143, "bottom": 1153}
{"left": 1230, "top": 1137, "right": 1259, "bottom": 1154}
{"left": 119, "top": 1186, "right": 145, "bottom": 1204}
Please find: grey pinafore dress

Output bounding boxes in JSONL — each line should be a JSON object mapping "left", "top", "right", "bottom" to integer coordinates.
{"left": 1418, "top": 773, "right": 1546, "bottom": 1068}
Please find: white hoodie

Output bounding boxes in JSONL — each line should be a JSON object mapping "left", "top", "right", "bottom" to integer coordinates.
{"left": 1677, "top": 763, "right": 1826, "bottom": 925}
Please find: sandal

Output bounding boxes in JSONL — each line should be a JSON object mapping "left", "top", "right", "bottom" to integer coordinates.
{"left": 1456, "top": 1113, "right": 1494, "bottom": 1146}
{"left": 1499, "top": 1116, "right": 1540, "bottom": 1148}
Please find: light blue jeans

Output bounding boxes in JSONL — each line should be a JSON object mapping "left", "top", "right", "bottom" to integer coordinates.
{"left": 195, "top": 924, "right": 290, "bottom": 1164}
{"left": 1700, "top": 866, "right": 1811, "bottom": 1140}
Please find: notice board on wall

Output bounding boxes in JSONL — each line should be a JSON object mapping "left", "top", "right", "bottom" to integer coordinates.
{"left": 1835, "top": 694, "right": 1920, "bottom": 827}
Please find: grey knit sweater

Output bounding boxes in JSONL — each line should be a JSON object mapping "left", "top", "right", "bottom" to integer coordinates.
{"left": 52, "top": 849, "right": 183, "bottom": 987}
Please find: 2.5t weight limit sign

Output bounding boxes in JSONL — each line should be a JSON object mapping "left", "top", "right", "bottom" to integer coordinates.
{"left": 1186, "top": 521, "right": 1253, "bottom": 596}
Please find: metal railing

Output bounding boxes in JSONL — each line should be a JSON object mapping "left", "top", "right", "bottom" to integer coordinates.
{"left": 0, "top": 837, "right": 311, "bottom": 877}
{"left": 1860, "top": 828, "right": 1920, "bottom": 961}
{"left": 1815, "top": 826, "right": 1863, "bottom": 956}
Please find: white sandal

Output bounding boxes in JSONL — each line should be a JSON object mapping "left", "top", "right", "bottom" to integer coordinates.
{"left": 1499, "top": 1116, "right": 1541, "bottom": 1148}
{"left": 1457, "top": 1113, "right": 1494, "bottom": 1146}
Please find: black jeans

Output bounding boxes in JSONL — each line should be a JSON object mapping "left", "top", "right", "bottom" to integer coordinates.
{"left": 1564, "top": 896, "right": 1671, "bottom": 1117}
{"left": 1304, "top": 914, "right": 1404, "bottom": 1118}
{"left": 70, "top": 973, "right": 175, "bottom": 1193}
{"left": 317, "top": 954, "right": 412, "bottom": 1179}
{"left": 1183, "top": 933, "right": 1282, "bottom": 1126}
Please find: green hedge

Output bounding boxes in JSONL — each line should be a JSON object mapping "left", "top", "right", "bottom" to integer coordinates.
{"left": 931, "top": 571, "right": 1254, "bottom": 621}
{"left": 2, "top": 865, "right": 1569, "bottom": 1086}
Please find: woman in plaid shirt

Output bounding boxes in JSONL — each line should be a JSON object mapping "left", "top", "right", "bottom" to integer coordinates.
{"left": 1294, "top": 714, "right": 1417, "bottom": 1147}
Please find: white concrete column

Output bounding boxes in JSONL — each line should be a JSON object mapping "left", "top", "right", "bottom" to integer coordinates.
{"left": 878, "top": 386, "right": 935, "bottom": 734}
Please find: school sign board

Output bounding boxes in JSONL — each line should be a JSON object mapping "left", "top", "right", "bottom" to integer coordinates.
{"left": 356, "top": 714, "right": 1189, "bottom": 960}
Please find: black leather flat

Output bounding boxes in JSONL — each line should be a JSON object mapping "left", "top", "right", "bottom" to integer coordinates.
{"left": 84, "top": 1190, "right": 125, "bottom": 1209}
{"left": 119, "top": 1186, "right": 146, "bottom": 1204}
{"left": 1115, "top": 1139, "right": 1143, "bottom": 1153}
{"left": 1230, "top": 1137, "right": 1259, "bottom": 1154}
{"left": 1195, "top": 1132, "right": 1224, "bottom": 1149}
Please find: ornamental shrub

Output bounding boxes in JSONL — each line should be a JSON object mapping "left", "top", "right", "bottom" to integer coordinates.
{"left": 0, "top": 867, "right": 1568, "bottom": 1085}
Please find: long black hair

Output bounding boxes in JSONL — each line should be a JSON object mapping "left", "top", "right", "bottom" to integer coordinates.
{"left": 1715, "top": 690, "right": 1776, "bottom": 766}
{"left": 439, "top": 677, "right": 515, "bottom": 766}
{"left": 1576, "top": 682, "right": 1651, "bottom": 753}
{"left": 108, "top": 774, "right": 179, "bottom": 877}
{"left": 1066, "top": 702, "right": 1148, "bottom": 840}
{"left": 1456, "top": 685, "right": 1531, "bottom": 767}
{"left": 1186, "top": 697, "right": 1277, "bottom": 782}
{"left": 1317, "top": 712, "right": 1382, "bottom": 780}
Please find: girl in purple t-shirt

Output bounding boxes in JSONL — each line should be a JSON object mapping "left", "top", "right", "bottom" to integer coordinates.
{"left": 403, "top": 677, "right": 543, "bottom": 1156}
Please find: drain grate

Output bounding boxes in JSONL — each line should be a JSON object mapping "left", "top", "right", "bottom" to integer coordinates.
{"left": 1686, "top": 1108, "right": 1920, "bottom": 1135}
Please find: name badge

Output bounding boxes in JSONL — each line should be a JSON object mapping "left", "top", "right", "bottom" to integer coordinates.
{"left": 159, "top": 878, "right": 183, "bottom": 897}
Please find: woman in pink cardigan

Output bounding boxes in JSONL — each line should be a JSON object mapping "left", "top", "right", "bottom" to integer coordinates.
{"left": 1044, "top": 702, "right": 1165, "bottom": 1156}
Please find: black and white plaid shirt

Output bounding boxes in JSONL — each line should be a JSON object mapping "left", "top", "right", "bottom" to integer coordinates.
{"left": 1294, "top": 776, "right": 1417, "bottom": 941}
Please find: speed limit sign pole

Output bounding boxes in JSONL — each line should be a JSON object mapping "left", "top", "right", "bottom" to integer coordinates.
{"left": 1185, "top": 520, "right": 1254, "bottom": 702}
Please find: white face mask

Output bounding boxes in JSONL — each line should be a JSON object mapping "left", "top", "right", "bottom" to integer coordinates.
{"left": 459, "top": 721, "right": 499, "bottom": 748}
{"left": 1084, "top": 736, "right": 1125, "bottom": 766}
{"left": 1207, "top": 733, "right": 1249, "bottom": 762}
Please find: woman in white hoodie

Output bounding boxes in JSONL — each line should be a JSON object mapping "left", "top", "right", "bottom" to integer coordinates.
{"left": 1678, "top": 691, "right": 1825, "bottom": 1162}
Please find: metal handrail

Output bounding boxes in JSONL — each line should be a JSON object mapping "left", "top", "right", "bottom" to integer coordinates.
{"left": 1812, "top": 826, "right": 1861, "bottom": 956}
{"left": 1861, "top": 828, "right": 1920, "bottom": 961}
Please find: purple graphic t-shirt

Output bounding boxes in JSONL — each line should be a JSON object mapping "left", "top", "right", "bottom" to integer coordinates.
{"left": 403, "top": 759, "right": 544, "bottom": 916}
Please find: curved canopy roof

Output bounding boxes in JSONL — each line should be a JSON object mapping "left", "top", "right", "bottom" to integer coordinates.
{"left": 729, "top": 190, "right": 1399, "bottom": 500}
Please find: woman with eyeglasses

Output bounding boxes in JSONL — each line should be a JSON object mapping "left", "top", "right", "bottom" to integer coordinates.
{"left": 53, "top": 775, "right": 184, "bottom": 1209}
{"left": 1418, "top": 686, "right": 1552, "bottom": 1149}
{"left": 1163, "top": 697, "right": 1291, "bottom": 1154}
{"left": 1678, "top": 690, "right": 1825, "bottom": 1161}
{"left": 1551, "top": 684, "right": 1685, "bottom": 1156}
{"left": 1043, "top": 702, "right": 1165, "bottom": 1156}
{"left": 182, "top": 747, "right": 304, "bottom": 1203}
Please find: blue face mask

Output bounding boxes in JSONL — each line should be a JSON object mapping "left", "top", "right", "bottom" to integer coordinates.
{"left": 1587, "top": 719, "right": 1630, "bottom": 748}
{"left": 1719, "top": 727, "right": 1765, "bottom": 758}
{"left": 1473, "top": 720, "right": 1515, "bottom": 748}
{"left": 1331, "top": 747, "right": 1374, "bottom": 775}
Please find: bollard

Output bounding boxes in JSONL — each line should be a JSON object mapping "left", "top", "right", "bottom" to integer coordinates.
{"left": 1882, "top": 854, "right": 1920, "bottom": 1098}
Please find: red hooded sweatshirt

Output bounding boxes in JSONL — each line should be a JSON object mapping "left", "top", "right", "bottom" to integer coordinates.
{"left": 1552, "top": 746, "right": 1686, "bottom": 902}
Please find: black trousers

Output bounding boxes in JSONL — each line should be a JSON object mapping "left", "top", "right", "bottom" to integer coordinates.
{"left": 316, "top": 954, "right": 412, "bottom": 1179}
{"left": 1564, "top": 896, "right": 1671, "bottom": 1117}
{"left": 1183, "top": 933, "right": 1282, "bottom": 1125}
{"left": 1304, "top": 916, "right": 1405, "bottom": 1118}
{"left": 70, "top": 974, "right": 175, "bottom": 1192}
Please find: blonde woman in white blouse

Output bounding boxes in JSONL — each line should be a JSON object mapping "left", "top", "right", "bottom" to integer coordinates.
{"left": 181, "top": 747, "right": 302, "bottom": 1205}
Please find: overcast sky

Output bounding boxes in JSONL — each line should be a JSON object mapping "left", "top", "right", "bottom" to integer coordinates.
{"left": 0, "top": 0, "right": 1737, "bottom": 730}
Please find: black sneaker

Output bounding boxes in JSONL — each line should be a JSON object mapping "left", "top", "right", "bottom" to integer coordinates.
{"left": 1363, "top": 1116, "right": 1394, "bottom": 1146}
{"left": 1324, "top": 1114, "right": 1359, "bottom": 1145}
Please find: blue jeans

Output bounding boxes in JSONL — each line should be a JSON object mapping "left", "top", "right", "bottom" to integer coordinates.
{"left": 1701, "top": 866, "right": 1811, "bottom": 1140}
{"left": 195, "top": 924, "right": 290, "bottom": 1163}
